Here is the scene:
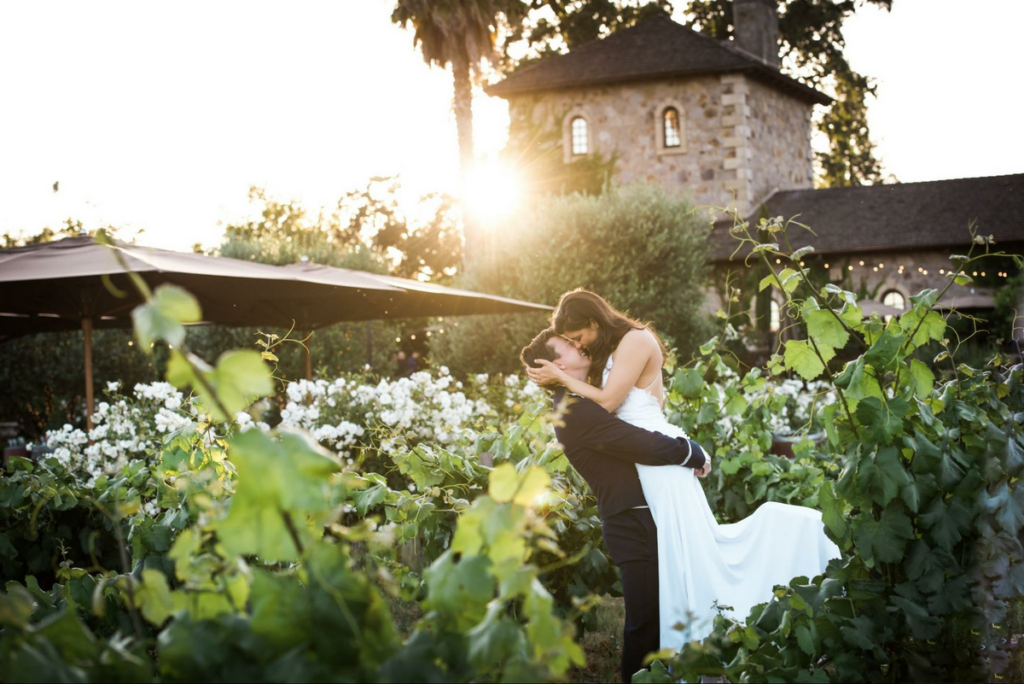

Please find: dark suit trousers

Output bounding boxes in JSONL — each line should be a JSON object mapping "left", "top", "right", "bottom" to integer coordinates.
{"left": 602, "top": 507, "right": 660, "bottom": 684}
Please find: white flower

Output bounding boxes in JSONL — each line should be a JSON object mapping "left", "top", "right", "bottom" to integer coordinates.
{"left": 106, "top": 381, "right": 121, "bottom": 392}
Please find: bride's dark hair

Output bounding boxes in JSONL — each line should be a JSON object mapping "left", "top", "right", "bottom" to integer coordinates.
{"left": 551, "top": 289, "right": 666, "bottom": 387}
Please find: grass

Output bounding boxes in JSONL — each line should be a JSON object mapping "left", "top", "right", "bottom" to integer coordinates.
{"left": 569, "top": 596, "right": 626, "bottom": 683}
{"left": 1002, "top": 596, "right": 1024, "bottom": 682}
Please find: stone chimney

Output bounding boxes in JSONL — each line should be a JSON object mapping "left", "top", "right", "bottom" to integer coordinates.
{"left": 733, "top": 0, "right": 780, "bottom": 67}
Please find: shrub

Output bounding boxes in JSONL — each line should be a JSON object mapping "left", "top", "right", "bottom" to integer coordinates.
{"left": 430, "top": 183, "right": 715, "bottom": 375}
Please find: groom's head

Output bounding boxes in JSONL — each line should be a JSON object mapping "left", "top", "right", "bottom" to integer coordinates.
{"left": 520, "top": 327, "right": 591, "bottom": 388}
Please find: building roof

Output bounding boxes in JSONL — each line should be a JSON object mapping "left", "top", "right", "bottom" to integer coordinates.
{"left": 485, "top": 14, "right": 830, "bottom": 106}
{"left": 708, "top": 174, "right": 1024, "bottom": 262}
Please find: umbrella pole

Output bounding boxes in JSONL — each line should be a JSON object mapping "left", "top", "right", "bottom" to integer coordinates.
{"left": 304, "top": 332, "right": 312, "bottom": 381}
{"left": 365, "top": 321, "right": 373, "bottom": 368}
{"left": 83, "top": 318, "right": 94, "bottom": 433}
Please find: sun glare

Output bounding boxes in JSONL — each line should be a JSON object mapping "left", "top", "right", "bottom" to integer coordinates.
{"left": 463, "top": 160, "right": 522, "bottom": 225}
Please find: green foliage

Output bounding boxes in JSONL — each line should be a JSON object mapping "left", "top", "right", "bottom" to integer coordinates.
{"left": 431, "top": 183, "right": 715, "bottom": 375}
{"left": 646, "top": 211, "right": 1024, "bottom": 683}
{"left": 498, "top": 0, "right": 673, "bottom": 72}
{"left": 0, "top": 263, "right": 593, "bottom": 682}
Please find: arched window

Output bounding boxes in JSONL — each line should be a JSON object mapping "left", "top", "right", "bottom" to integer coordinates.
{"left": 571, "top": 117, "right": 588, "bottom": 155}
{"left": 663, "top": 107, "right": 682, "bottom": 148}
{"left": 769, "top": 299, "right": 781, "bottom": 333}
{"left": 882, "top": 290, "right": 906, "bottom": 311}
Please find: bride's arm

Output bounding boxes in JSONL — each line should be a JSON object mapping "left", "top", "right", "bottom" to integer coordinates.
{"left": 535, "top": 331, "right": 653, "bottom": 413}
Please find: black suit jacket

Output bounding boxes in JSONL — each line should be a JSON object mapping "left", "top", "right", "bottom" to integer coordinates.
{"left": 552, "top": 389, "right": 707, "bottom": 521}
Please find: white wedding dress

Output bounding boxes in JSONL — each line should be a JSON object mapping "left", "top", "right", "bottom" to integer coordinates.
{"left": 603, "top": 350, "right": 842, "bottom": 650}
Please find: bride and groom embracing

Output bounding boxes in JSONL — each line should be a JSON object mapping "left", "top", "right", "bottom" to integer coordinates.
{"left": 519, "top": 290, "right": 841, "bottom": 683}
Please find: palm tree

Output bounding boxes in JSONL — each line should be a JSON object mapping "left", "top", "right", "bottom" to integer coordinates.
{"left": 392, "top": 0, "right": 522, "bottom": 267}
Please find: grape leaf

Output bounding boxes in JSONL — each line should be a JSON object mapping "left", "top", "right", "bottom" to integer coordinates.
{"left": 213, "top": 430, "right": 340, "bottom": 562}
{"left": 852, "top": 504, "right": 914, "bottom": 564}
{"left": 906, "top": 359, "right": 935, "bottom": 399}
{"left": 864, "top": 330, "right": 904, "bottom": 369}
{"left": 855, "top": 397, "right": 909, "bottom": 444}
{"left": 132, "top": 284, "right": 202, "bottom": 351}
{"left": 819, "top": 480, "right": 848, "bottom": 540}
{"left": 673, "top": 368, "right": 703, "bottom": 399}
{"left": 806, "top": 310, "right": 850, "bottom": 350}
{"left": 857, "top": 447, "right": 910, "bottom": 507}
{"left": 899, "top": 308, "right": 946, "bottom": 348}
{"left": 784, "top": 340, "right": 834, "bottom": 381}
{"left": 891, "top": 596, "right": 941, "bottom": 639}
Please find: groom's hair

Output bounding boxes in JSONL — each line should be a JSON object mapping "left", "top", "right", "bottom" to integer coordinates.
{"left": 520, "top": 327, "right": 560, "bottom": 370}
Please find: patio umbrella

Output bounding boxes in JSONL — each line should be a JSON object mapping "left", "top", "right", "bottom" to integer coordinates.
{"left": 0, "top": 237, "right": 551, "bottom": 430}
{"left": 280, "top": 262, "right": 553, "bottom": 320}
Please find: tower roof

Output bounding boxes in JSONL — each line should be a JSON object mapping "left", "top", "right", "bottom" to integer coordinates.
{"left": 486, "top": 14, "right": 830, "bottom": 106}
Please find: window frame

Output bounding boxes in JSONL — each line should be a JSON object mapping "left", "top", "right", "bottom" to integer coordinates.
{"left": 570, "top": 117, "right": 589, "bottom": 155}
{"left": 655, "top": 100, "right": 687, "bottom": 156}
{"left": 881, "top": 289, "right": 907, "bottom": 311}
{"left": 562, "top": 108, "right": 593, "bottom": 163}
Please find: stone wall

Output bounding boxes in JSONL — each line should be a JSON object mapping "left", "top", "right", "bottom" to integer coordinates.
{"left": 506, "top": 76, "right": 733, "bottom": 209}
{"left": 741, "top": 77, "right": 815, "bottom": 204}
{"left": 504, "top": 73, "right": 814, "bottom": 216}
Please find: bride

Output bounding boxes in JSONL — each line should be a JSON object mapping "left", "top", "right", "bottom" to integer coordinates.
{"left": 526, "top": 289, "right": 841, "bottom": 649}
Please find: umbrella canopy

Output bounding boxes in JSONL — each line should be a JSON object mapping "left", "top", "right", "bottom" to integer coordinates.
{"left": 280, "top": 262, "right": 553, "bottom": 322}
{"left": 0, "top": 236, "right": 552, "bottom": 429}
{"left": 0, "top": 237, "right": 551, "bottom": 333}
{"left": 0, "top": 236, "right": 404, "bottom": 335}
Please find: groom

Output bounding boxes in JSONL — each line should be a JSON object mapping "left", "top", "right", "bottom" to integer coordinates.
{"left": 520, "top": 328, "right": 711, "bottom": 684}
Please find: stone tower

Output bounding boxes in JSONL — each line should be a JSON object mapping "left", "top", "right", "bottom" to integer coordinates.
{"left": 486, "top": 10, "right": 830, "bottom": 216}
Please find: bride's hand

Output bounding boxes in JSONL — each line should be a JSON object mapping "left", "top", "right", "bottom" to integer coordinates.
{"left": 526, "top": 359, "right": 567, "bottom": 387}
{"left": 696, "top": 453, "right": 712, "bottom": 478}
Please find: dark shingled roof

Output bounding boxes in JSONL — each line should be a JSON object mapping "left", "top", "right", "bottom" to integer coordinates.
{"left": 486, "top": 14, "right": 830, "bottom": 105}
{"left": 708, "top": 174, "right": 1024, "bottom": 262}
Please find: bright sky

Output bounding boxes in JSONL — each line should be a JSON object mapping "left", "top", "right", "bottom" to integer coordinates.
{"left": 1, "top": 0, "right": 1021, "bottom": 251}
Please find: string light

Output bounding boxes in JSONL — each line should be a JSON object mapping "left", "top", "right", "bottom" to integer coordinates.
{"left": 776, "top": 258, "right": 781, "bottom": 264}
{"left": 859, "top": 260, "right": 865, "bottom": 266}
{"left": 940, "top": 269, "right": 945, "bottom": 274}
{"left": 824, "top": 263, "right": 830, "bottom": 269}
{"left": 848, "top": 265, "right": 853, "bottom": 271}
{"left": 879, "top": 263, "right": 885, "bottom": 269}
{"left": 873, "top": 267, "right": 878, "bottom": 272}
{"left": 981, "top": 272, "right": 986, "bottom": 277}
{"left": 411, "top": 334, "right": 416, "bottom": 340}
{"left": 395, "top": 337, "right": 401, "bottom": 342}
